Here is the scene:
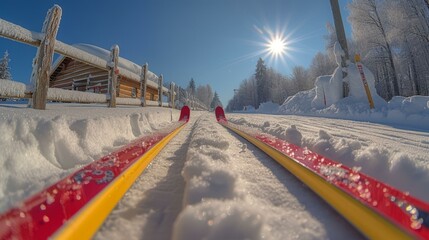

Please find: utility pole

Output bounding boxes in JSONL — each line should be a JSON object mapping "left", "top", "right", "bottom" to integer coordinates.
{"left": 330, "top": 0, "right": 350, "bottom": 97}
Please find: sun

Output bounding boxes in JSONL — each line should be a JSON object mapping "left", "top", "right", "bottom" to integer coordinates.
{"left": 267, "top": 37, "right": 287, "bottom": 56}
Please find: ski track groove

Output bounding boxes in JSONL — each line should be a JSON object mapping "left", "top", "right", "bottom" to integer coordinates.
{"left": 95, "top": 114, "right": 201, "bottom": 240}
{"left": 216, "top": 116, "right": 362, "bottom": 239}
{"left": 96, "top": 112, "right": 366, "bottom": 239}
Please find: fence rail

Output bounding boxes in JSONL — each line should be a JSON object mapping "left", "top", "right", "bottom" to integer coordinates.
{"left": 0, "top": 5, "right": 209, "bottom": 111}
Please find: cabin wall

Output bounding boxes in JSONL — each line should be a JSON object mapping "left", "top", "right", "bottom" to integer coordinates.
{"left": 50, "top": 58, "right": 160, "bottom": 100}
{"left": 118, "top": 77, "right": 159, "bottom": 100}
{"left": 50, "top": 58, "right": 109, "bottom": 93}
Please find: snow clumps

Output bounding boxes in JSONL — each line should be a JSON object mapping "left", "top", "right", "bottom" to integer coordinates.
{"left": 173, "top": 115, "right": 264, "bottom": 240}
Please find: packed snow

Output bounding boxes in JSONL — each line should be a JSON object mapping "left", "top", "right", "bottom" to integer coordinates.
{"left": 227, "top": 114, "right": 429, "bottom": 201}
{"left": 0, "top": 101, "right": 428, "bottom": 239}
{"left": 95, "top": 112, "right": 361, "bottom": 240}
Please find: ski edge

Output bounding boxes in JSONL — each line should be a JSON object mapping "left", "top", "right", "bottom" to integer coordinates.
{"left": 53, "top": 122, "right": 187, "bottom": 239}
{"left": 0, "top": 106, "right": 190, "bottom": 240}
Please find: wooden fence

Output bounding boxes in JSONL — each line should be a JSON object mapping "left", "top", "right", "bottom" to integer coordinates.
{"left": 0, "top": 5, "right": 209, "bottom": 110}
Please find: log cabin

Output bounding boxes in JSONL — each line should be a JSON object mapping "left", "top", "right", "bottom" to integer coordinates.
{"left": 49, "top": 44, "right": 160, "bottom": 101}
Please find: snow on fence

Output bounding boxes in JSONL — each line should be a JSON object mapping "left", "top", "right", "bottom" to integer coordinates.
{"left": 0, "top": 5, "right": 209, "bottom": 110}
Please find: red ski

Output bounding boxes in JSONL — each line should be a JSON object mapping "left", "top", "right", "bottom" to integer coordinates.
{"left": 215, "top": 106, "right": 429, "bottom": 239}
{"left": 0, "top": 106, "right": 190, "bottom": 240}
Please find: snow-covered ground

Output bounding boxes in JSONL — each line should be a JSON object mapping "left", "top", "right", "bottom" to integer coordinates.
{"left": 227, "top": 114, "right": 429, "bottom": 201}
{"left": 0, "top": 103, "right": 179, "bottom": 212}
{"left": 0, "top": 101, "right": 428, "bottom": 239}
{"left": 96, "top": 112, "right": 361, "bottom": 240}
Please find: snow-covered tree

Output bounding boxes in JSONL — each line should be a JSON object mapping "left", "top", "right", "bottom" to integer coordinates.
{"left": 348, "top": 0, "right": 400, "bottom": 98}
{"left": 290, "top": 66, "right": 311, "bottom": 92}
{"left": 266, "top": 68, "right": 289, "bottom": 104}
{"left": 0, "top": 51, "right": 12, "bottom": 80}
{"left": 210, "top": 91, "right": 222, "bottom": 109}
{"left": 196, "top": 84, "right": 214, "bottom": 107}
{"left": 385, "top": 0, "right": 429, "bottom": 96}
{"left": 308, "top": 52, "right": 336, "bottom": 84}
{"left": 187, "top": 78, "right": 196, "bottom": 96}
{"left": 255, "top": 58, "right": 268, "bottom": 105}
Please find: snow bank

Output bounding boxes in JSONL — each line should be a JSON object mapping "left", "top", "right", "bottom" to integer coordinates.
{"left": 235, "top": 102, "right": 280, "bottom": 114}
{"left": 400, "top": 96, "right": 429, "bottom": 115}
{"left": 312, "top": 75, "right": 331, "bottom": 109}
{"left": 227, "top": 116, "right": 429, "bottom": 201}
{"left": 279, "top": 89, "right": 316, "bottom": 114}
{"left": 0, "top": 104, "right": 179, "bottom": 213}
{"left": 279, "top": 91, "right": 428, "bottom": 130}
{"left": 256, "top": 101, "right": 280, "bottom": 113}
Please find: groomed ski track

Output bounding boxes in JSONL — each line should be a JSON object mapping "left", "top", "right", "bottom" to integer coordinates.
{"left": 95, "top": 112, "right": 362, "bottom": 240}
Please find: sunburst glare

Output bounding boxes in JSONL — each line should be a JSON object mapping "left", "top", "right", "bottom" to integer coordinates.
{"left": 266, "top": 36, "right": 287, "bottom": 56}
{"left": 260, "top": 30, "right": 293, "bottom": 67}
{"left": 222, "top": 24, "right": 317, "bottom": 70}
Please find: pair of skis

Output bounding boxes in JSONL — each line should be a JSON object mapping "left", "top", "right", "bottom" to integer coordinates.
{"left": 1, "top": 106, "right": 428, "bottom": 239}
{"left": 215, "top": 106, "right": 429, "bottom": 239}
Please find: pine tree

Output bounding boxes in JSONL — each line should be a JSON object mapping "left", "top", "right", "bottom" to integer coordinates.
{"left": 210, "top": 91, "right": 222, "bottom": 109}
{"left": 187, "top": 78, "right": 196, "bottom": 96}
{"left": 0, "top": 51, "right": 12, "bottom": 80}
{"left": 255, "top": 58, "right": 268, "bottom": 105}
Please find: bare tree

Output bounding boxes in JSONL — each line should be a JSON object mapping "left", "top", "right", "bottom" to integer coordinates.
{"left": 349, "top": 0, "right": 400, "bottom": 97}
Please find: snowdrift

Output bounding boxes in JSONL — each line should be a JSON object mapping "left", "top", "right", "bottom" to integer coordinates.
{"left": 0, "top": 104, "right": 179, "bottom": 213}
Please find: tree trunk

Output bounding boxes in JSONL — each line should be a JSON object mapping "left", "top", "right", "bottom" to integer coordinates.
{"left": 374, "top": 7, "right": 400, "bottom": 96}
{"left": 382, "top": 63, "right": 392, "bottom": 100}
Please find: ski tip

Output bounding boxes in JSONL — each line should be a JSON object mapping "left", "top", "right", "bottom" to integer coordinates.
{"left": 179, "top": 106, "right": 190, "bottom": 122}
{"left": 215, "top": 106, "right": 227, "bottom": 123}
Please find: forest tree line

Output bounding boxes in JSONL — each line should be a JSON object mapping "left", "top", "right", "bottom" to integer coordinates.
{"left": 174, "top": 78, "right": 222, "bottom": 109}
{"left": 227, "top": 0, "right": 429, "bottom": 111}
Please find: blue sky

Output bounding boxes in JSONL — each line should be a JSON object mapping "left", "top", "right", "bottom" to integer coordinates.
{"left": 0, "top": 0, "right": 352, "bottom": 105}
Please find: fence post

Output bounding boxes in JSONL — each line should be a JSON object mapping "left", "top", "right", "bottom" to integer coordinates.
{"left": 177, "top": 85, "right": 181, "bottom": 108}
{"left": 108, "top": 45, "right": 119, "bottom": 108}
{"left": 169, "top": 82, "right": 175, "bottom": 109}
{"left": 158, "top": 74, "right": 163, "bottom": 107}
{"left": 30, "top": 5, "right": 62, "bottom": 110}
{"left": 192, "top": 95, "right": 195, "bottom": 110}
{"left": 140, "top": 63, "right": 148, "bottom": 107}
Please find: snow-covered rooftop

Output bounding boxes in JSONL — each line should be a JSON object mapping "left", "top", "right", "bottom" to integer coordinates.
{"left": 52, "top": 43, "right": 162, "bottom": 89}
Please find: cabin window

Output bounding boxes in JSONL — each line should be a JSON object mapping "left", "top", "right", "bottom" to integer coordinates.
{"left": 150, "top": 93, "right": 155, "bottom": 101}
